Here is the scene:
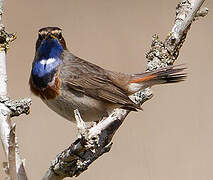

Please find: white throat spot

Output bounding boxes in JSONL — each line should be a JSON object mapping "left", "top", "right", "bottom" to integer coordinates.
{"left": 40, "top": 58, "right": 56, "bottom": 65}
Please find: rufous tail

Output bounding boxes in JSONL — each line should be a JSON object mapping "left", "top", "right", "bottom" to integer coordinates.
{"left": 127, "top": 65, "right": 186, "bottom": 94}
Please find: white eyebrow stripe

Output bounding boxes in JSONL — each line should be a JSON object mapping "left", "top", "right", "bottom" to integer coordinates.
{"left": 40, "top": 58, "right": 56, "bottom": 65}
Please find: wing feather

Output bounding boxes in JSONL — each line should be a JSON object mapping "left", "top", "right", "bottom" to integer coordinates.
{"left": 60, "top": 52, "right": 140, "bottom": 110}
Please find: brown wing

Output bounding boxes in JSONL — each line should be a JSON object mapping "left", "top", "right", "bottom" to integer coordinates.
{"left": 60, "top": 52, "right": 140, "bottom": 110}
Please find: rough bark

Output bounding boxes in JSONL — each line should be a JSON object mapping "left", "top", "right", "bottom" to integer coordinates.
{"left": 0, "top": 0, "right": 31, "bottom": 179}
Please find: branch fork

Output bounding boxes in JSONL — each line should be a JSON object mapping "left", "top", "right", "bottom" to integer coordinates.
{"left": 0, "top": 3, "right": 31, "bottom": 179}
{"left": 3, "top": 98, "right": 32, "bottom": 117}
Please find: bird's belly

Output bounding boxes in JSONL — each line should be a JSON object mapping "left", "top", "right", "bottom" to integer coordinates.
{"left": 42, "top": 91, "right": 109, "bottom": 122}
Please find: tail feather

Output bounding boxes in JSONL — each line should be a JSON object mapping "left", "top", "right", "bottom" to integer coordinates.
{"left": 128, "top": 65, "right": 186, "bottom": 94}
{"left": 161, "top": 73, "right": 186, "bottom": 83}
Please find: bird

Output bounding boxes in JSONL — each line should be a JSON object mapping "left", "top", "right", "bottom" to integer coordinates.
{"left": 29, "top": 27, "right": 186, "bottom": 122}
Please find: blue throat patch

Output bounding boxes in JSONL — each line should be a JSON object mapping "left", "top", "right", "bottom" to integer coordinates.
{"left": 32, "top": 38, "right": 63, "bottom": 88}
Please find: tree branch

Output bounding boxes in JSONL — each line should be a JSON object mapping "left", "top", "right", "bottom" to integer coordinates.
{"left": 0, "top": 0, "right": 31, "bottom": 179}
{"left": 42, "top": 0, "right": 208, "bottom": 179}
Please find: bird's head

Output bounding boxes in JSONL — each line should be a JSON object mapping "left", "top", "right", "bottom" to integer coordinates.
{"left": 31, "top": 27, "right": 67, "bottom": 89}
{"left": 36, "top": 27, "right": 67, "bottom": 52}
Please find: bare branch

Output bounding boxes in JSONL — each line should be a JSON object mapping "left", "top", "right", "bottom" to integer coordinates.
{"left": 43, "top": 0, "right": 207, "bottom": 179}
{"left": 0, "top": 1, "right": 31, "bottom": 179}
{"left": 8, "top": 124, "right": 16, "bottom": 180}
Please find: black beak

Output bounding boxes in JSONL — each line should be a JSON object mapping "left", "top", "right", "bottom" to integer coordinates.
{"left": 46, "top": 33, "right": 52, "bottom": 39}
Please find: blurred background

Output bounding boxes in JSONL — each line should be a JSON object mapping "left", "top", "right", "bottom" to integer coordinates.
{"left": 0, "top": 0, "right": 212, "bottom": 179}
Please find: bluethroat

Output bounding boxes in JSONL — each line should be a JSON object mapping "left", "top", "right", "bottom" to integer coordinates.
{"left": 29, "top": 27, "right": 186, "bottom": 122}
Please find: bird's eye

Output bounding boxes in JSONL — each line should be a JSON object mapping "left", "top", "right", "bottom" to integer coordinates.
{"left": 58, "top": 32, "right": 62, "bottom": 40}
{"left": 38, "top": 33, "right": 43, "bottom": 40}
